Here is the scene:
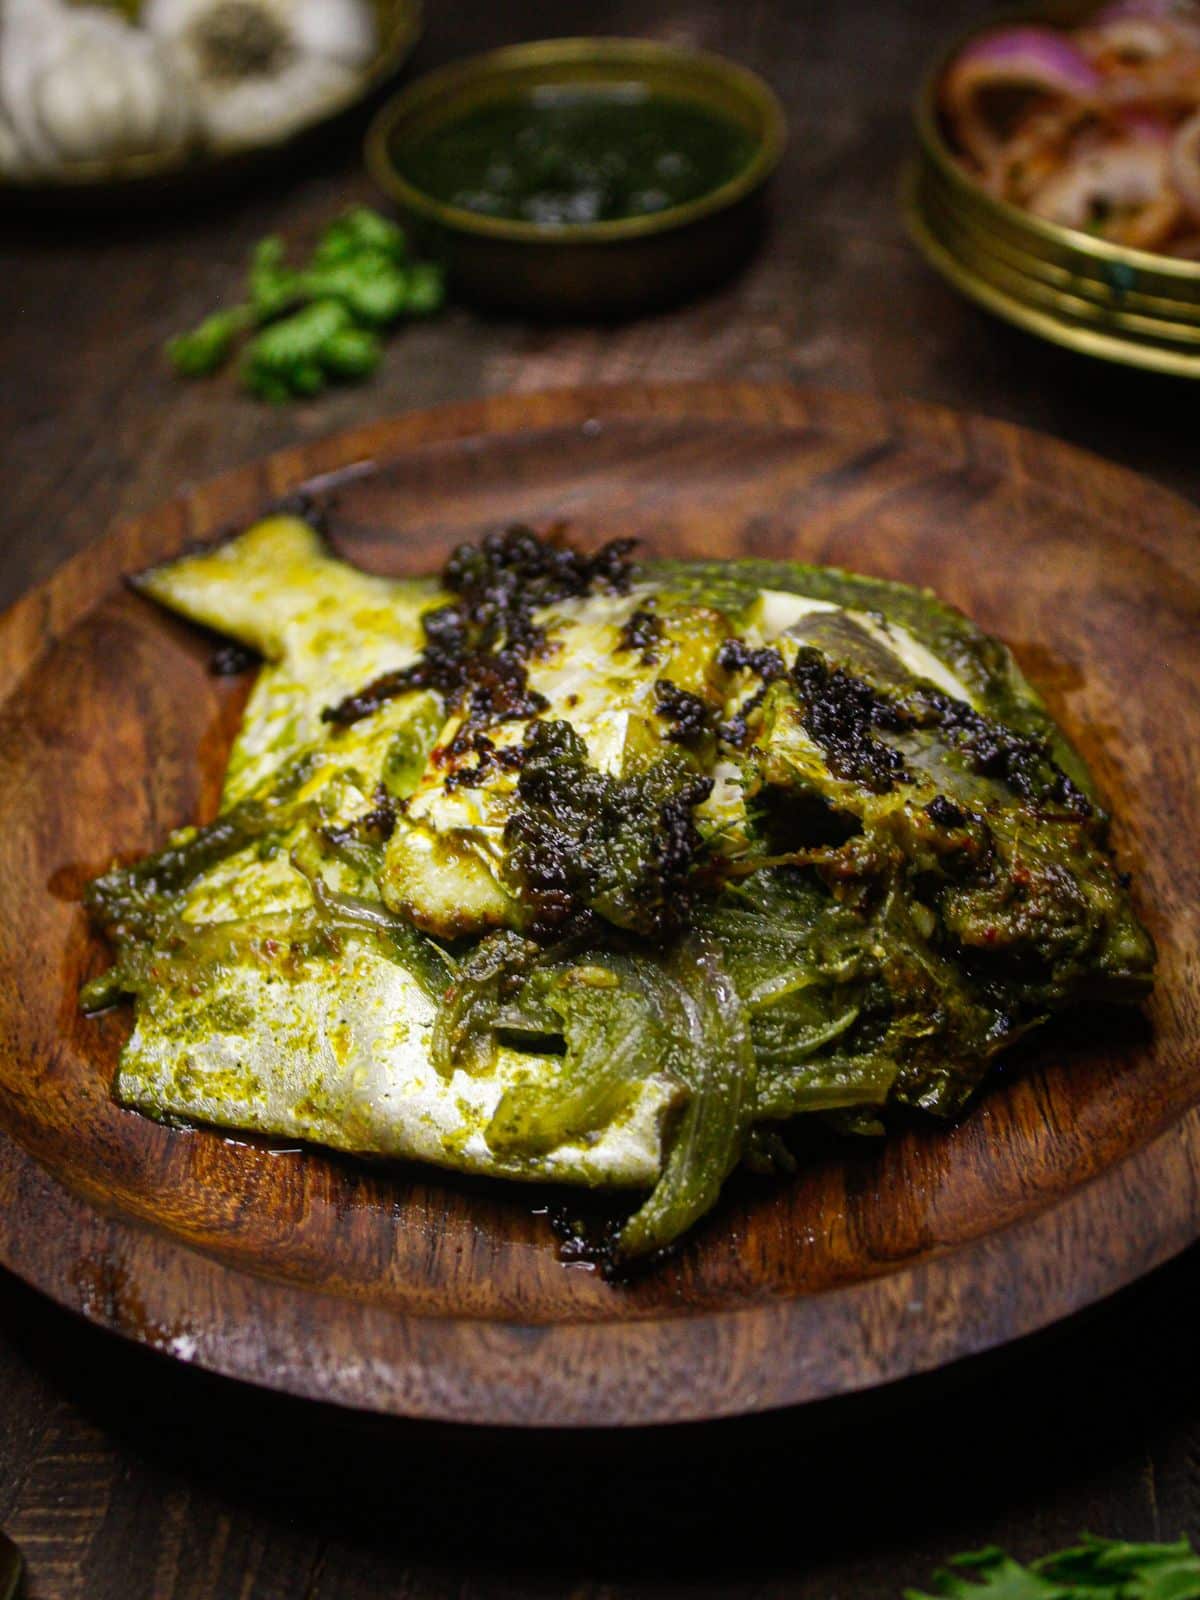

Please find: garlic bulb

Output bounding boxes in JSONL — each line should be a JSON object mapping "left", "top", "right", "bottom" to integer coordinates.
{"left": 0, "top": 111, "right": 23, "bottom": 178}
{"left": 144, "top": 0, "right": 377, "bottom": 151}
{"left": 0, "top": 0, "right": 194, "bottom": 177}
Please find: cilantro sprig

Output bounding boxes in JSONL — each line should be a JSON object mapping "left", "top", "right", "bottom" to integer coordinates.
{"left": 908, "top": 1535, "right": 1200, "bottom": 1600}
{"left": 166, "top": 208, "right": 446, "bottom": 402}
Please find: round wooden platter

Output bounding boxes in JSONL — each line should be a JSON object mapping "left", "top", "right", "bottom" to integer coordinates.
{"left": 0, "top": 382, "right": 1196, "bottom": 1429}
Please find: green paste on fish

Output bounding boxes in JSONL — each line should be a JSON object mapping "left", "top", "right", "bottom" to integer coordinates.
{"left": 81, "top": 515, "right": 1155, "bottom": 1262}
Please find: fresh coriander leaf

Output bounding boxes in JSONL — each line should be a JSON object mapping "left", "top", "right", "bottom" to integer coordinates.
{"left": 1127, "top": 1569, "right": 1200, "bottom": 1600}
{"left": 301, "top": 254, "right": 411, "bottom": 324}
{"left": 403, "top": 260, "right": 446, "bottom": 316}
{"left": 314, "top": 206, "right": 408, "bottom": 265}
{"left": 165, "top": 306, "right": 251, "bottom": 376}
{"left": 1036, "top": 1534, "right": 1200, "bottom": 1599}
{"left": 288, "top": 361, "right": 326, "bottom": 397}
{"left": 910, "top": 1537, "right": 1200, "bottom": 1600}
{"left": 244, "top": 371, "right": 293, "bottom": 404}
{"left": 321, "top": 325, "right": 383, "bottom": 379}
{"left": 167, "top": 210, "right": 443, "bottom": 399}
{"left": 247, "top": 235, "right": 300, "bottom": 322}
{"left": 905, "top": 1548, "right": 1073, "bottom": 1600}
{"left": 241, "top": 300, "right": 353, "bottom": 399}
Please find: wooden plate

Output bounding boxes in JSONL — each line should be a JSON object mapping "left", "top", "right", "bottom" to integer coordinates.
{"left": 0, "top": 383, "right": 1196, "bottom": 1428}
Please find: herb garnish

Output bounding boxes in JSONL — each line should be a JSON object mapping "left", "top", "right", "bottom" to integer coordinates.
{"left": 617, "top": 606, "right": 664, "bottom": 663}
{"left": 166, "top": 208, "right": 445, "bottom": 402}
{"left": 907, "top": 1533, "right": 1200, "bottom": 1598}
{"left": 323, "top": 524, "right": 636, "bottom": 729}
{"left": 653, "top": 678, "right": 717, "bottom": 746}
{"left": 502, "top": 718, "right": 714, "bottom": 938}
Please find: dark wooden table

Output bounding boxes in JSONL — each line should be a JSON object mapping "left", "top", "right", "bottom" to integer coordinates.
{"left": 1, "top": 2, "right": 1197, "bottom": 1595}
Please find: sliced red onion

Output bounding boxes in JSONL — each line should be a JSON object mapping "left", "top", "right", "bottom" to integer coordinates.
{"left": 1114, "top": 108, "right": 1176, "bottom": 139}
{"left": 942, "top": 27, "right": 1102, "bottom": 164}
{"left": 1170, "top": 107, "right": 1200, "bottom": 215}
{"left": 979, "top": 103, "right": 1090, "bottom": 200}
{"left": 1088, "top": 19, "right": 1180, "bottom": 58}
{"left": 1099, "top": 57, "right": 1200, "bottom": 111}
{"left": 1094, "top": 1, "right": 1200, "bottom": 52}
{"left": 1092, "top": 0, "right": 1200, "bottom": 25}
{"left": 947, "top": 26, "right": 1103, "bottom": 97}
{"left": 1028, "top": 133, "right": 1182, "bottom": 246}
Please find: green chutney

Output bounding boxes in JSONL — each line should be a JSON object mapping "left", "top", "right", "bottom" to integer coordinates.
{"left": 396, "top": 88, "right": 757, "bottom": 226}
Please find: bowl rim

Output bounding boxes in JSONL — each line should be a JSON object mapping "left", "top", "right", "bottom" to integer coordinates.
{"left": 919, "top": 165, "right": 1200, "bottom": 344}
{"left": 915, "top": 0, "right": 1200, "bottom": 285}
{"left": 921, "top": 157, "right": 1200, "bottom": 319}
{"left": 365, "top": 35, "right": 788, "bottom": 246}
{"left": 903, "top": 161, "right": 1200, "bottom": 376}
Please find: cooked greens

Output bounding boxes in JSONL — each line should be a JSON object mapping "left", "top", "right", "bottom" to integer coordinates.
{"left": 503, "top": 718, "right": 715, "bottom": 938}
{"left": 82, "top": 516, "right": 1154, "bottom": 1263}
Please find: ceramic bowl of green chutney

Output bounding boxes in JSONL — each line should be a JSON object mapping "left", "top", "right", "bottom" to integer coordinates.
{"left": 365, "top": 37, "right": 786, "bottom": 316}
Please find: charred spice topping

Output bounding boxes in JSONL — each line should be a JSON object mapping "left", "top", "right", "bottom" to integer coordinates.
{"left": 787, "top": 647, "right": 1094, "bottom": 815}
{"left": 321, "top": 785, "right": 398, "bottom": 847}
{"left": 901, "top": 685, "right": 1094, "bottom": 816}
{"left": 789, "top": 645, "right": 912, "bottom": 794}
{"left": 716, "top": 638, "right": 785, "bottom": 749}
{"left": 322, "top": 524, "right": 636, "bottom": 730}
{"left": 717, "top": 638, "right": 787, "bottom": 681}
{"left": 616, "top": 606, "right": 664, "bottom": 664}
{"left": 653, "top": 678, "right": 717, "bottom": 746}
{"left": 925, "top": 794, "right": 967, "bottom": 828}
{"left": 502, "top": 719, "right": 714, "bottom": 940}
{"left": 441, "top": 730, "right": 527, "bottom": 792}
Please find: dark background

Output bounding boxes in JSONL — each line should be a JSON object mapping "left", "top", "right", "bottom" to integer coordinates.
{"left": 1, "top": 2, "right": 1196, "bottom": 1595}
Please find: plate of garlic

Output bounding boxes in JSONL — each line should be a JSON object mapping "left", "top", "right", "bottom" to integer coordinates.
{"left": 0, "top": 0, "right": 421, "bottom": 189}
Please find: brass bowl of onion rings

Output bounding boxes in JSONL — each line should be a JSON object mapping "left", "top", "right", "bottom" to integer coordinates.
{"left": 906, "top": 0, "right": 1200, "bottom": 375}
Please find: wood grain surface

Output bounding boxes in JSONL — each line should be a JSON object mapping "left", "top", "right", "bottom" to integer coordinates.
{"left": 5, "top": 0, "right": 1200, "bottom": 625}
{"left": 0, "top": 381, "right": 1195, "bottom": 1429}
{"left": 4, "top": 1, "right": 1200, "bottom": 1591}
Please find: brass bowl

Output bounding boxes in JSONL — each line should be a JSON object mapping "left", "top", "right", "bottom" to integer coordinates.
{"left": 904, "top": 163, "right": 1200, "bottom": 376}
{"left": 906, "top": 0, "right": 1200, "bottom": 374}
{"left": 365, "top": 38, "right": 787, "bottom": 315}
{"left": 921, "top": 156, "right": 1200, "bottom": 327}
{"left": 4, "top": 0, "right": 422, "bottom": 199}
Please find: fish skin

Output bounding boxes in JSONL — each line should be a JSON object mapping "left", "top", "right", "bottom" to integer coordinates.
{"left": 117, "top": 517, "right": 681, "bottom": 1186}
{"left": 110, "top": 517, "right": 1150, "bottom": 1196}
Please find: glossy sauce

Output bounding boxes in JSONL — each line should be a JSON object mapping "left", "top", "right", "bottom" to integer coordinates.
{"left": 397, "top": 87, "right": 756, "bottom": 225}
